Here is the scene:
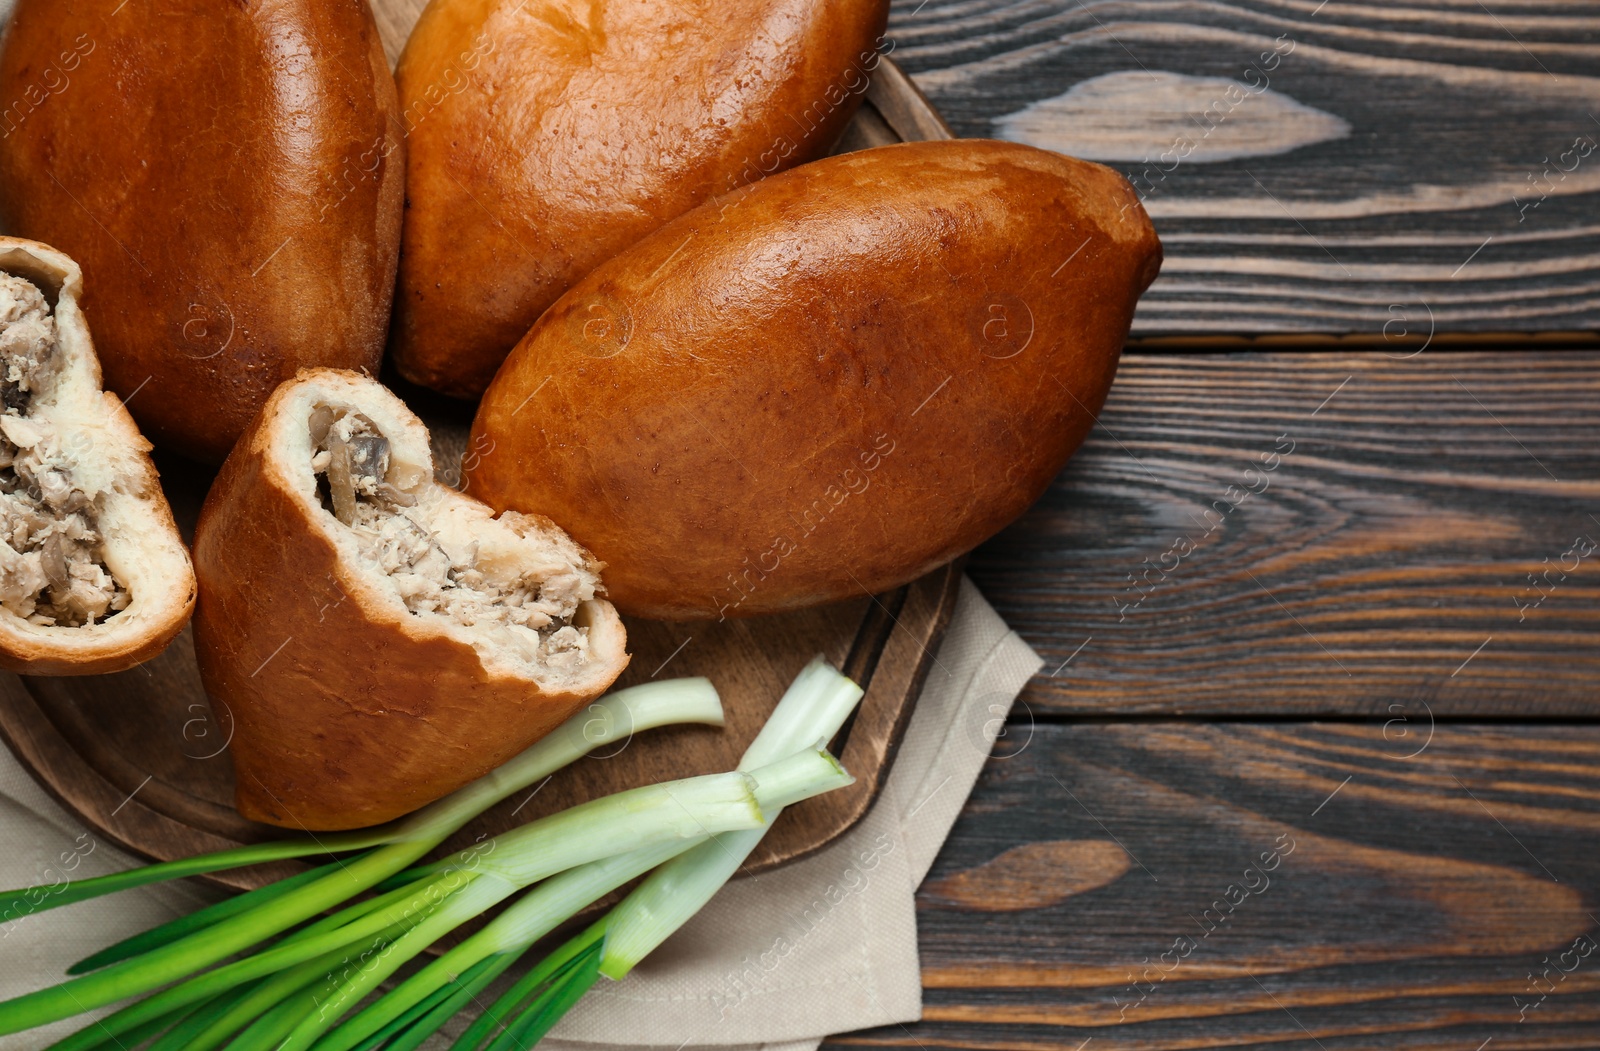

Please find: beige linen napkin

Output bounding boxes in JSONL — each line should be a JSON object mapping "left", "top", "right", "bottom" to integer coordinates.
{"left": 0, "top": 748, "right": 217, "bottom": 1050}
{"left": 0, "top": 578, "right": 1041, "bottom": 1051}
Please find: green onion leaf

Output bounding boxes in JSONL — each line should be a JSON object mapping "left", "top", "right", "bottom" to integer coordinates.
{"left": 66, "top": 857, "right": 356, "bottom": 975}
{"left": 0, "top": 670, "right": 864, "bottom": 1051}
{"left": 16, "top": 865, "right": 459, "bottom": 1048}
{"left": 448, "top": 922, "right": 606, "bottom": 1051}
{"left": 0, "top": 678, "right": 725, "bottom": 924}
{"left": 489, "top": 939, "right": 604, "bottom": 1051}
{"left": 341, "top": 951, "right": 513, "bottom": 1051}
{"left": 0, "top": 837, "right": 375, "bottom": 924}
{"left": 137, "top": 981, "right": 267, "bottom": 1051}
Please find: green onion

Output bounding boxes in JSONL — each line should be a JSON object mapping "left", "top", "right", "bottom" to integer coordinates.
{"left": 345, "top": 952, "right": 514, "bottom": 1051}
{"left": 602, "top": 656, "right": 865, "bottom": 978}
{"left": 25, "top": 760, "right": 787, "bottom": 1048}
{"left": 0, "top": 678, "right": 723, "bottom": 1040}
{"left": 143, "top": 982, "right": 266, "bottom": 1051}
{"left": 488, "top": 940, "right": 603, "bottom": 1051}
{"left": 0, "top": 664, "right": 866, "bottom": 1051}
{"left": 274, "top": 749, "right": 848, "bottom": 1051}
{"left": 383, "top": 676, "right": 729, "bottom": 846}
{"left": 67, "top": 857, "right": 356, "bottom": 975}
{"left": 0, "top": 678, "right": 725, "bottom": 926}
{"left": 446, "top": 919, "right": 610, "bottom": 1051}
{"left": 311, "top": 747, "right": 852, "bottom": 1051}
{"left": 170, "top": 935, "right": 405, "bottom": 1050}
{"left": 440, "top": 654, "right": 863, "bottom": 1050}
{"left": 38, "top": 868, "right": 463, "bottom": 1050}
{"left": 323, "top": 851, "right": 678, "bottom": 1051}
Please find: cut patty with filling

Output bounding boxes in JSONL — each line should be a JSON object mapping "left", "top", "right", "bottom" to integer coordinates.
{"left": 0, "top": 235, "right": 194, "bottom": 675}
{"left": 190, "top": 368, "right": 628, "bottom": 828}
{"left": 0, "top": 273, "right": 128, "bottom": 626}
{"left": 308, "top": 404, "right": 596, "bottom": 674}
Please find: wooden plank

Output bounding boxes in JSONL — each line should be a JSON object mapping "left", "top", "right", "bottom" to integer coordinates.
{"left": 824, "top": 721, "right": 1600, "bottom": 1051}
{"left": 968, "top": 350, "right": 1600, "bottom": 715}
{"left": 887, "top": 0, "right": 1600, "bottom": 336}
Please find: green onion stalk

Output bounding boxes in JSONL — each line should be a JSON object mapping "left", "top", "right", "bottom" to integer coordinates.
{"left": 0, "top": 677, "right": 726, "bottom": 927}
{"left": 0, "top": 677, "right": 725, "bottom": 1041}
{"left": 0, "top": 658, "right": 867, "bottom": 1051}
{"left": 333, "top": 655, "right": 866, "bottom": 1051}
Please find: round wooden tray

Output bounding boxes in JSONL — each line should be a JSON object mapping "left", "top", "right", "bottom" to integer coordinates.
{"left": 0, "top": 51, "right": 959, "bottom": 892}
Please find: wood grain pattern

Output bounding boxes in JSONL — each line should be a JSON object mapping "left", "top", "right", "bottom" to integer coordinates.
{"left": 969, "top": 350, "right": 1600, "bottom": 715}
{"left": 887, "top": 0, "right": 1600, "bottom": 335}
{"left": 826, "top": 722, "right": 1600, "bottom": 1050}
{"left": 920, "top": 840, "right": 1132, "bottom": 910}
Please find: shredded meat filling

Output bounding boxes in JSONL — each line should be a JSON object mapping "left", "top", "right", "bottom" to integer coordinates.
{"left": 311, "top": 407, "right": 591, "bottom": 670}
{"left": 0, "top": 274, "right": 129, "bottom": 627}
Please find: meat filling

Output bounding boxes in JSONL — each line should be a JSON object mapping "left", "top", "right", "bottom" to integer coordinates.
{"left": 310, "top": 407, "right": 592, "bottom": 670}
{"left": 0, "top": 273, "right": 129, "bottom": 627}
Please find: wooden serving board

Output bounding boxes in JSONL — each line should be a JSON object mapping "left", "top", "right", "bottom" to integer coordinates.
{"left": 0, "top": 53, "right": 959, "bottom": 891}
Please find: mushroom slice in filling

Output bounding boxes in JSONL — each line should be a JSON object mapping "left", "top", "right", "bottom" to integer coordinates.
{"left": 0, "top": 273, "right": 128, "bottom": 627}
{"left": 309, "top": 405, "right": 593, "bottom": 671}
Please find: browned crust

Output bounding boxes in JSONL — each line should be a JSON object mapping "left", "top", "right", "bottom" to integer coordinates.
{"left": 467, "top": 139, "right": 1163, "bottom": 620}
{"left": 0, "top": 0, "right": 404, "bottom": 463}
{"left": 391, "top": 0, "right": 890, "bottom": 399}
{"left": 0, "top": 237, "right": 195, "bottom": 675}
{"left": 193, "top": 370, "right": 628, "bottom": 830}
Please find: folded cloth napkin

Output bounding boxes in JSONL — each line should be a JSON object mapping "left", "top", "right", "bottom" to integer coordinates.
{"left": 0, "top": 740, "right": 218, "bottom": 1050}
{"left": 0, "top": 577, "right": 1041, "bottom": 1051}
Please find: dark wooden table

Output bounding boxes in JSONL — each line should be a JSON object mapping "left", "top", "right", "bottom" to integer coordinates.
{"left": 825, "top": 2, "right": 1600, "bottom": 1048}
